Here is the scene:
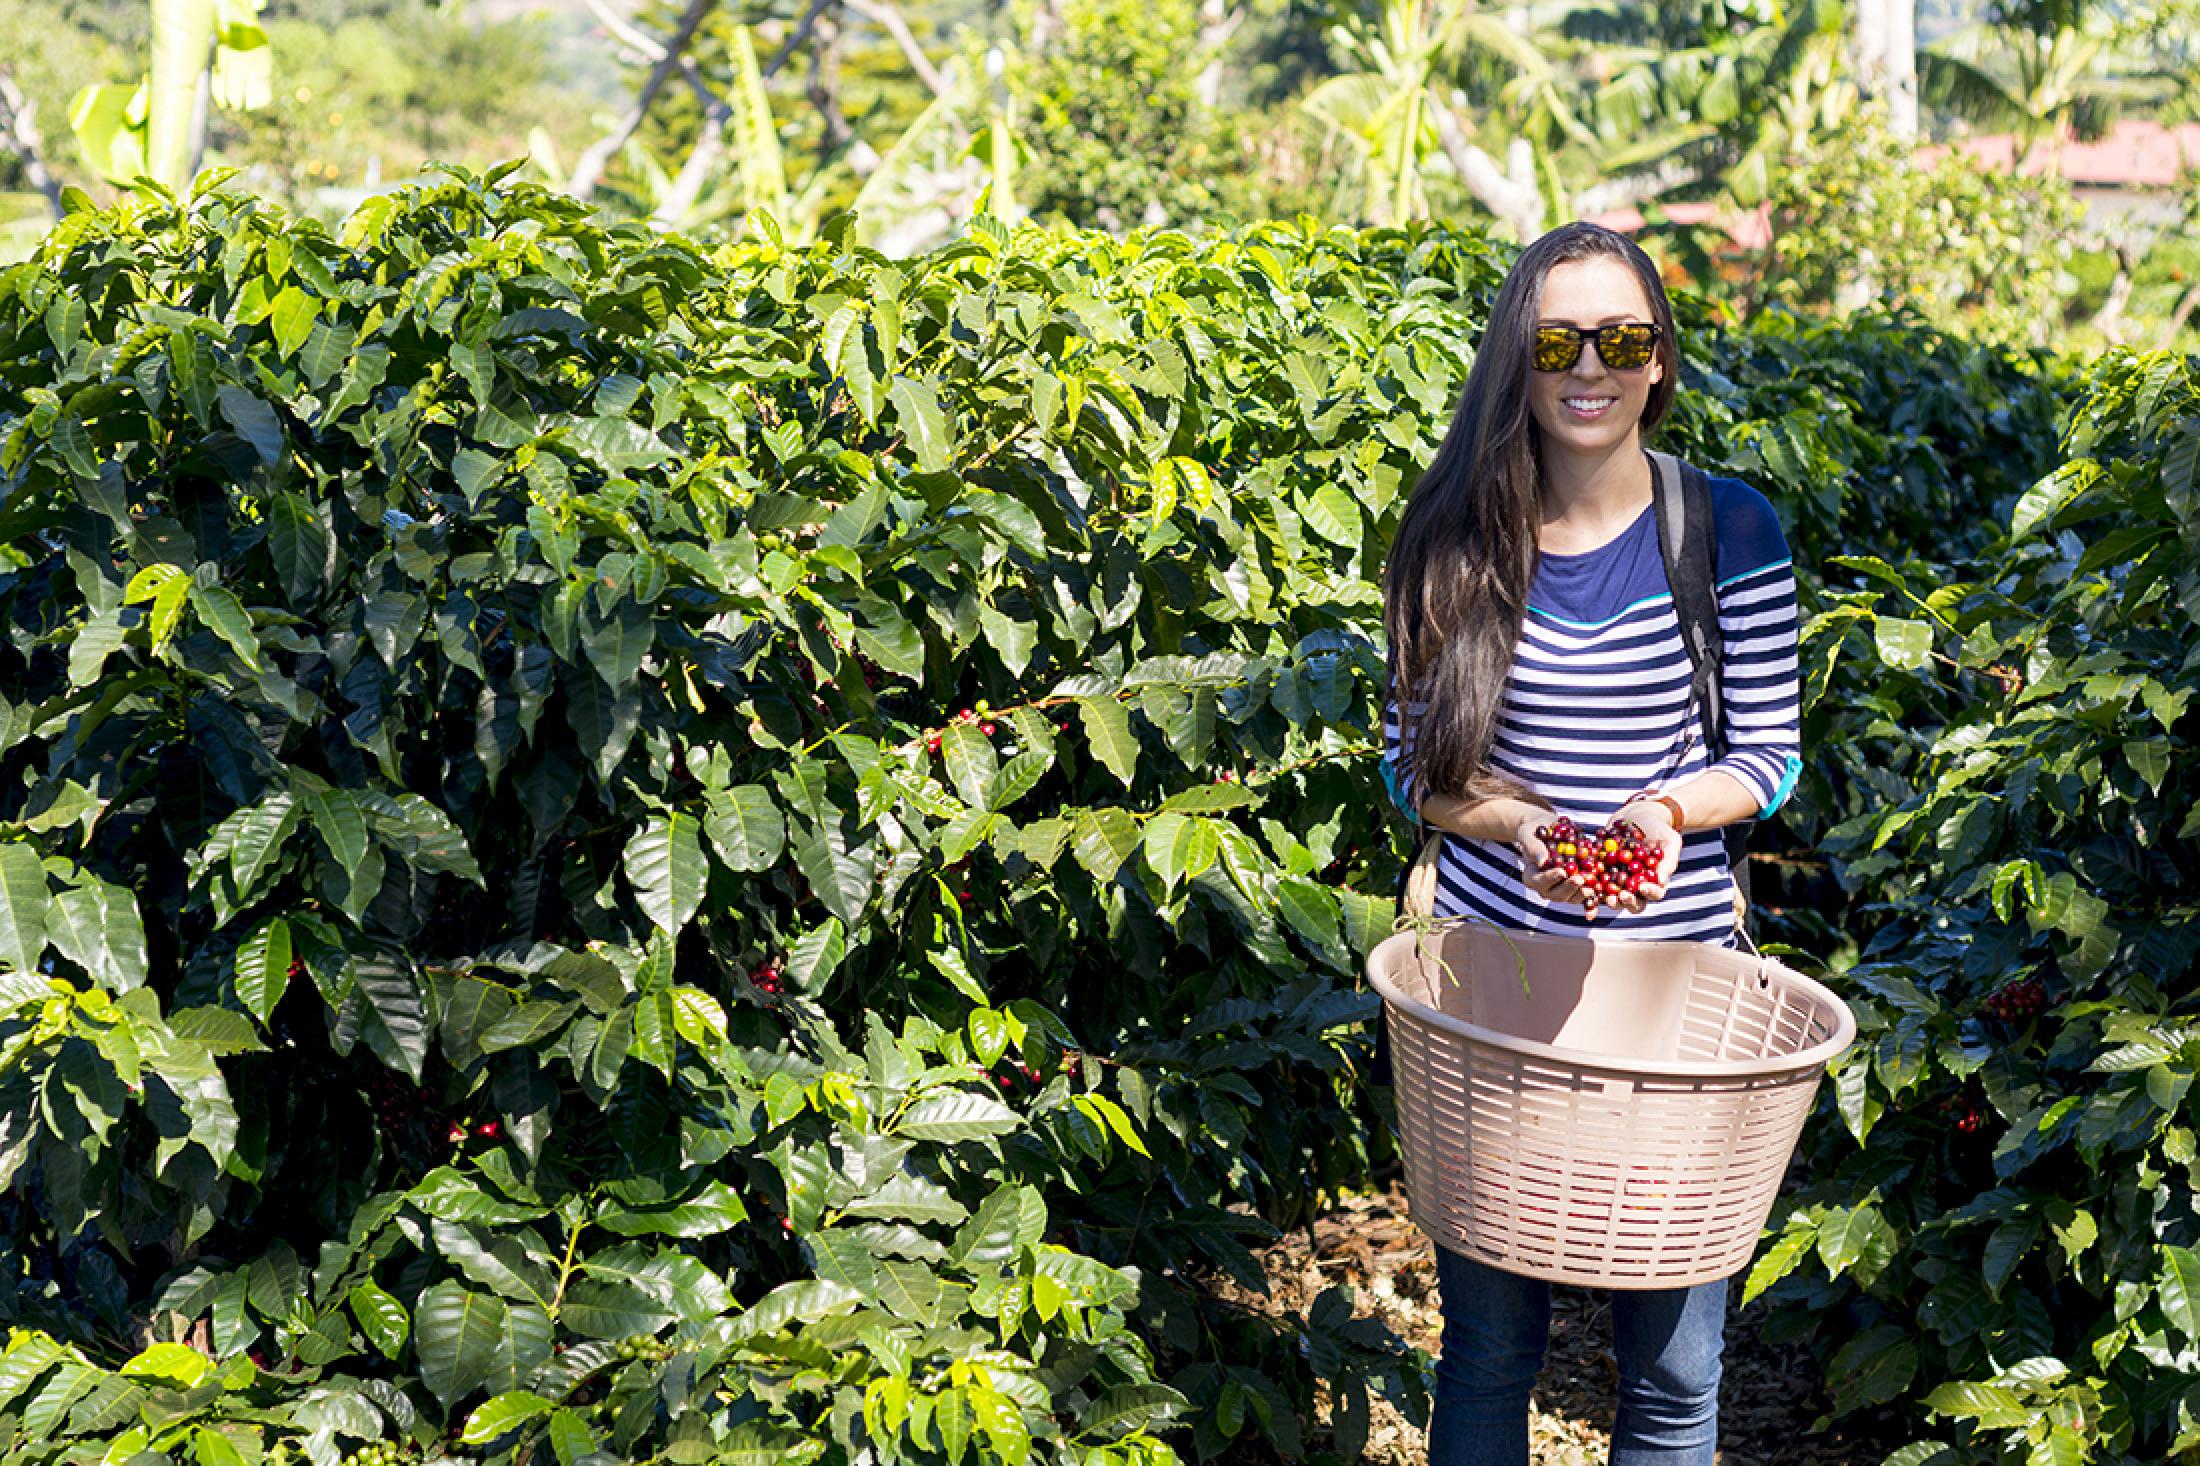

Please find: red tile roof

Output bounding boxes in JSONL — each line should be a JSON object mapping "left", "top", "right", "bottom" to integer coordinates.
{"left": 1586, "top": 201, "right": 1773, "bottom": 252}
{"left": 1587, "top": 118, "right": 2200, "bottom": 252}
{"left": 1918, "top": 118, "right": 2200, "bottom": 187}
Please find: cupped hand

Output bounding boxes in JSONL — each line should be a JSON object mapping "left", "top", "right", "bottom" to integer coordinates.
{"left": 1605, "top": 803, "right": 1684, "bottom": 914}
{"left": 1514, "top": 812, "right": 1590, "bottom": 909}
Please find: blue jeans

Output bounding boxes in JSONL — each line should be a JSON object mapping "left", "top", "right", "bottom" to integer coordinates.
{"left": 1428, "top": 1244, "right": 1726, "bottom": 1466}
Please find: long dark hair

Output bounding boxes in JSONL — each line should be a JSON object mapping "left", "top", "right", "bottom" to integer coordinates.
{"left": 1382, "top": 221, "right": 1679, "bottom": 812}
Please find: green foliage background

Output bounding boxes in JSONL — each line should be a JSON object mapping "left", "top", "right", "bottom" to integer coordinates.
{"left": 0, "top": 169, "right": 2191, "bottom": 1466}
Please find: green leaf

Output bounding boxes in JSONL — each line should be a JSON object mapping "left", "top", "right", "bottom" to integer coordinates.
{"left": 217, "top": 385, "right": 284, "bottom": 467}
{"left": 941, "top": 724, "right": 998, "bottom": 808}
{"left": 268, "top": 493, "right": 328, "bottom": 603}
{"left": 296, "top": 778, "right": 372, "bottom": 880}
{"left": 0, "top": 843, "right": 54, "bottom": 974}
{"left": 1071, "top": 809, "right": 1141, "bottom": 882}
{"left": 1873, "top": 616, "right": 1932, "bottom": 671}
{"left": 234, "top": 918, "right": 292, "bottom": 1022}
{"left": 846, "top": 1174, "right": 970, "bottom": 1227}
{"left": 565, "top": 416, "right": 670, "bottom": 472}
{"left": 623, "top": 813, "right": 705, "bottom": 934}
{"left": 1143, "top": 813, "right": 1219, "bottom": 892}
{"left": 409, "top": 1167, "right": 552, "bottom": 1225}
{"left": 47, "top": 875, "right": 146, "bottom": 992}
{"left": 2125, "top": 738, "right": 2171, "bottom": 794}
{"left": 547, "top": 1409, "right": 597, "bottom": 1466}
{"left": 1828, "top": 1326, "right": 1916, "bottom": 1412}
{"left": 353, "top": 951, "right": 430, "bottom": 1083}
{"left": 896, "top": 1090, "right": 1022, "bottom": 1143}
{"left": 227, "top": 792, "right": 299, "bottom": 894}
{"left": 1742, "top": 1228, "right": 1815, "bottom": 1305}
{"left": 414, "top": 1282, "right": 507, "bottom": 1408}
{"left": 1922, "top": 1381, "right": 2028, "bottom": 1429}
{"left": 1082, "top": 1382, "right": 1190, "bottom": 1438}
{"left": 1077, "top": 697, "right": 1139, "bottom": 788}
{"left": 299, "top": 318, "right": 354, "bottom": 388}
{"left": 269, "top": 285, "right": 319, "bottom": 359}
{"left": 705, "top": 785, "right": 784, "bottom": 872}
{"left": 1299, "top": 483, "right": 1362, "bottom": 547}
{"left": 119, "top": 1343, "right": 210, "bottom": 1388}
{"left": 348, "top": 1280, "right": 409, "bottom": 1361}
{"left": 2160, "top": 1244, "right": 2200, "bottom": 1346}
{"left": 461, "top": 1391, "right": 556, "bottom": 1446}
{"left": 68, "top": 605, "right": 130, "bottom": 687}
{"left": 790, "top": 816, "right": 873, "bottom": 927}
{"left": 1274, "top": 875, "right": 1342, "bottom": 958}
{"left": 581, "top": 598, "right": 652, "bottom": 691}
{"left": 888, "top": 375, "right": 954, "bottom": 473}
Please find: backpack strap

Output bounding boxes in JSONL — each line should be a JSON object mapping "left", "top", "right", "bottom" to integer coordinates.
{"left": 1645, "top": 449, "right": 1753, "bottom": 919}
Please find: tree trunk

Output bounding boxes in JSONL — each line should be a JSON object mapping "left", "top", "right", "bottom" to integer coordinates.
{"left": 1193, "top": 0, "right": 1242, "bottom": 110}
{"left": 1853, "top": 0, "right": 1917, "bottom": 140}
{"left": 654, "top": 76, "right": 730, "bottom": 227}
{"left": 840, "top": 0, "right": 951, "bottom": 99}
{"left": 2091, "top": 237, "right": 2138, "bottom": 345}
{"left": 806, "top": 7, "right": 854, "bottom": 162}
{"left": 568, "top": 0, "right": 721, "bottom": 202}
{"left": 1430, "top": 104, "right": 1544, "bottom": 242}
{"left": 652, "top": 0, "right": 834, "bottom": 224}
{"left": 2157, "top": 279, "right": 2200, "bottom": 349}
{"left": 0, "top": 68, "right": 64, "bottom": 218}
{"left": 1886, "top": 0, "right": 1917, "bottom": 140}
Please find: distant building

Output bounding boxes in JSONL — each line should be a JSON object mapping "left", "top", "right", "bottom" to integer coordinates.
{"left": 1588, "top": 119, "right": 2200, "bottom": 248}
{"left": 1917, "top": 119, "right": 2200, "bottom": 229}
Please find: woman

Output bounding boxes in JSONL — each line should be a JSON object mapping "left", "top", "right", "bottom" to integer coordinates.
{"left": 1379, "top": 220, "right": 1802, "bottom": 1465}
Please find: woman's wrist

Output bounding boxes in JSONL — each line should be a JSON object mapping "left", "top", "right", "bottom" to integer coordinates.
{"left": 1619, "top": 792, "right": 1687, "bottom": 833}
{"left": 1422, "top": 793, "right": 1553, "bottom": 844}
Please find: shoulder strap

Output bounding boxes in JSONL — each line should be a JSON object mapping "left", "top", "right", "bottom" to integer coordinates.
{"left": 1646, "top": 449, "right": 1752, "bottom": 914}
{"left": 1646, "top": 448, "right": 1723, "bottom": 751}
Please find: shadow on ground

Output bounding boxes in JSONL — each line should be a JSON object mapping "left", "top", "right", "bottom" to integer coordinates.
{"left": 1189, "top": 1174, "right": 1911, "bottom": 1465}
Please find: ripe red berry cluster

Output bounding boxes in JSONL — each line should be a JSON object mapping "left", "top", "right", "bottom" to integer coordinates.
{"left": 1939, "top": 1093, "right": 1993, "bottom": 1134}
{"left": 926, "top": 702, "right": 1004, "bottom": 753}
{"left": 995, "top": 1060, "right": 1043, "bottom": 1091}
{"left": 1982, "top": 978, "right": 2047, "bottom": 1022}
{"left": 444, "top": 1119, "right": 503, "bottom": 1146}
{"left": 1534, "top": 816, "right": 1657, "bottom": 918}
{"left": 752, "top": 958, "right": 785, "bottom": 995}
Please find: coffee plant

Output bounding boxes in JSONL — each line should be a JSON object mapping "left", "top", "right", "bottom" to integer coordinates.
{"left": 1756, "top": 349, "right": 2200, "bottom": 1465}
{"left": 0, "top": 165, "right": 2093, "bottom": 1465}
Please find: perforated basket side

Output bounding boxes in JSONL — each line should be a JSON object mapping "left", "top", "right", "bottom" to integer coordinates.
{"left": 1368, "top": 927, "right": 1855, "bottom": 1290}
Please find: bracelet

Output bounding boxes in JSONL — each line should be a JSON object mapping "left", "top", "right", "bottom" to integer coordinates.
{"left": 1621, "top": 792, "right": 1687, "bottom": 831}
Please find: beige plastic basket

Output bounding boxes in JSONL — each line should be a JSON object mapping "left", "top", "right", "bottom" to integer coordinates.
{"left": 1368, "top": 922, "right": 1855, "bottom": 1290}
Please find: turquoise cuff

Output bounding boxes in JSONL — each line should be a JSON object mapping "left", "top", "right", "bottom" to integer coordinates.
{"left": 1379, "top": 754, "right": 1417, "bottom": 822}
{"left": 1758, "top": 754, "right": 1803, "bottom": 819}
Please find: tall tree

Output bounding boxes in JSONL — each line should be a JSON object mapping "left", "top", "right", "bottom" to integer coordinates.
{"left": 1299, "top": 0, "right": 1584, "bottom": 236}
{"left": 1854, "top": 0, "right": 1919, "bottom": 137}
{"left": 68, "top": 0, "right": 270, "bottom": 190}
{"left": 1921, "top": 0, "right": 2184, "bottom": 165}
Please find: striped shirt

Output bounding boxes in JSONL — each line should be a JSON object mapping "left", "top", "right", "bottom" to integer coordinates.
{"left": 1381, "top": 473, "right": 1802, "bottom": 943}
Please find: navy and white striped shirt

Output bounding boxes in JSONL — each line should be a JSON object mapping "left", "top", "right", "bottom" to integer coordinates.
{"left": 1381, "top": 474, "right": 1803, "bottom": 943}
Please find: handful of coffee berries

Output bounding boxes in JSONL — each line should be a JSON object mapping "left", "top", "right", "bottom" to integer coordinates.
{"left": 1532, "top": 815, "right": 1660, "bottom": 920}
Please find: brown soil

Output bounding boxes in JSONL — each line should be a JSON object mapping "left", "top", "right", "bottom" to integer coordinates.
{"left": 1191, "top": 1175, "right": 1907, "bottom": 1465}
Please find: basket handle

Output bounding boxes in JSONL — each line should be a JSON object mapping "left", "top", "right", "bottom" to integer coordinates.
{"left": 1733, "top": 920, "right": 1773, "bottom": 989}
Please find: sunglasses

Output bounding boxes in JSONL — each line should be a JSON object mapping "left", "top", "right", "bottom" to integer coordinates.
{"left": 1531, "top": 322, "right": 1661, "bottom": 373}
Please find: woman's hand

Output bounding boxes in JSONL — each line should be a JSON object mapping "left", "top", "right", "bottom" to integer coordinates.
{"left": 1607, "top": 800, "right": 1684, "bottom": 913}
{"left": 1513, "top": 811, "right": 1588, "bottom": 908}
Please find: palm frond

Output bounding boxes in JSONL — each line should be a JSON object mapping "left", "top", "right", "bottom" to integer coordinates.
{"left": 1918, "top": 50, "right": 2023, "bottom": 127}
